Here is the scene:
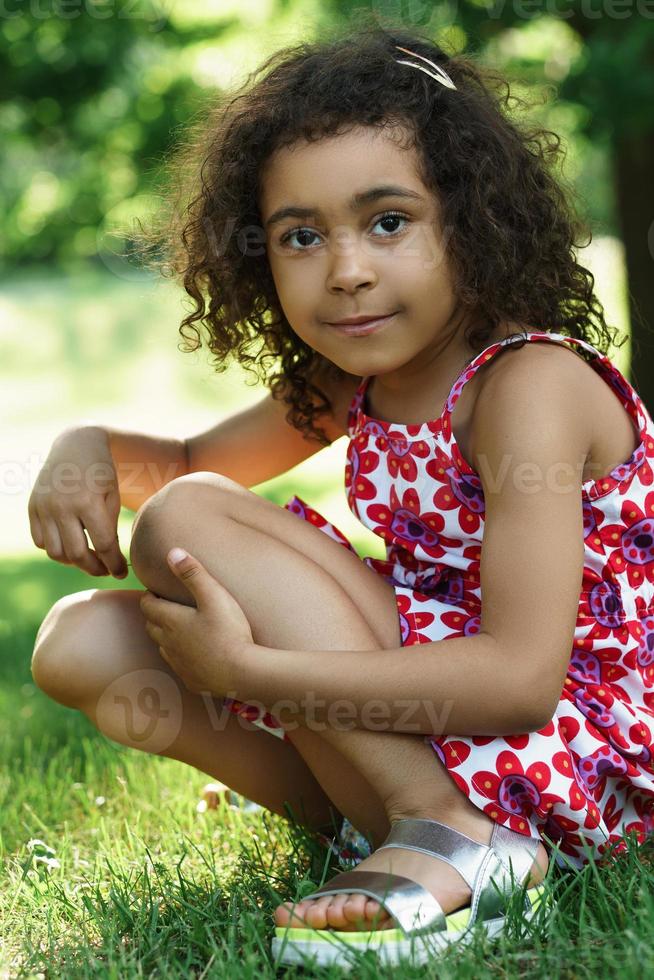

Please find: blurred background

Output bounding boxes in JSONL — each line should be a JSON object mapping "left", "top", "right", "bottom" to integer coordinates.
{"left": 1, "top": 0, "right": 652, "bottom": 967}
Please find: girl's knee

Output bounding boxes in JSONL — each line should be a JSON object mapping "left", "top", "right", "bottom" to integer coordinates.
{"left": 31, "top": 589, "right": 142, "bottom": 708}
{"left": 130, "top": 471, "right": 230, "bottom": 551}
{"left": 128, "top": 474, "right": 234, "bottom": 598}
{"left": 32, "top": 590, "right": 100, "bottom": 705}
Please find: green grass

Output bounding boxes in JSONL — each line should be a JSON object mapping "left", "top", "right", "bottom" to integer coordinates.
{"left": 2, "top": 559, "right": 654, "bottom": 976}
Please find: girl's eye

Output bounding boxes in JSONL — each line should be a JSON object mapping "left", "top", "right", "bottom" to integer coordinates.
{"left": 279, "top": 211, "right": 409, "bottom": 251}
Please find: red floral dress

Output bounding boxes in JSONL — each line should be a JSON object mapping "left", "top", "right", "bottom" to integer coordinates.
{"left": 227, "top": 331, "right": 654, "bottom": 871}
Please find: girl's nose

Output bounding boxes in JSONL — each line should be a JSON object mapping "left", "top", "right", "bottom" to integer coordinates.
{"left": 326, "top": 234, "right": 378, "bottom": 292}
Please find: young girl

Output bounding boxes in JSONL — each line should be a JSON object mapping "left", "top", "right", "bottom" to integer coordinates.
{"left": 30, "top": 20, "right": 654, "bottom": 969}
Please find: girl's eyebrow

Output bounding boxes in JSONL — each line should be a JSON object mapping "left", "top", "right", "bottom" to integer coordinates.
{"left": 264, "top": 184, "right": 425, "bottom": 228}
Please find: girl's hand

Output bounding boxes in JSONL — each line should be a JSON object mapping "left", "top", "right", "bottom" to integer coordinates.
{"left": 28, "top": 426, "right": 128, "bottom": 579}
{"left": 139, "top": 548, "right": 254, "bottom": 696}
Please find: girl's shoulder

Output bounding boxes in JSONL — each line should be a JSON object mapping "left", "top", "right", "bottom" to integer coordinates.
{"left": 482, "top": 334, "right": 594, "bottom": 391}
{"left": 469, "top": 331, "right": 610, "bottom": 416}
{"left": 470, "top": 334, "right": 640, "bottom": 486}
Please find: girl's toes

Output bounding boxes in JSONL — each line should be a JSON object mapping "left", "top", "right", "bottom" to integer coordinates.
{"left": 274, "top": 900, "right": 308, "bottom": 928}
{"left": 342, "top": 893, "right": 370, "bottom": 926}
{"left": 304, "top": 896, "right": 333, "bottom": 929}
{"left": 325, "top": 894, "right": 349, "bottom": 929}
{"left": 365, "top": 898, "right": 393, "bottom": 929}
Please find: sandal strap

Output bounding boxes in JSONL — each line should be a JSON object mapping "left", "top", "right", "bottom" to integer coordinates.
{"left": 473, "top": 820, "right": 542, "bottom": 922}
{"left": 378, "top": 817, "right": 542, "bottom": 925}
{"left": 376, "top": 818, "right": 488, "bottom": 891}
{"left": 304, "top": 869, "right": 446, "bottom": 936}
{"left": 490, "top": 820, "right": 541, "bottom": 883}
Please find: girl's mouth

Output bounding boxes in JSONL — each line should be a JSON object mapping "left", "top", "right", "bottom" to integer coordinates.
{"left": 328, "top": 312, "right": 397, "bottom": 336}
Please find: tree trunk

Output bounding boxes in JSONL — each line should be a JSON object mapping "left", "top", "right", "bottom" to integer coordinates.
{"left": 612, "top": 128, "right": 654, "bottom": 416}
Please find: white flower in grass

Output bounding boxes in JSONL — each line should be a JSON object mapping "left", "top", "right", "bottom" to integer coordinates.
{"left": 26, "top": 838, "right": 60, "bottom": 872}
{"left": 34, "top": 855, "right": 61, "bottom": 871}
{"left": 27, "top": 839, "right": 56, "bottom": 857}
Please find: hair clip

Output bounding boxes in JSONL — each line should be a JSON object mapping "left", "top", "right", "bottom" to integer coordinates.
{"left": 394, "top": 45, "right": 457, "bottom": 91}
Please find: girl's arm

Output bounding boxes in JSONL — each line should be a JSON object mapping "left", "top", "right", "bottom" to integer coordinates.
{"left": 235, "top": 347, "right": 591, "bottom": 737}
{"left": 83, "top": 425, "right": 189, "bottom": 513}
{"left": 84, "top": 365, "right": 360, "bottom": 513}
{"left": 185, "top": 367, "right": 360, "bottom": 490}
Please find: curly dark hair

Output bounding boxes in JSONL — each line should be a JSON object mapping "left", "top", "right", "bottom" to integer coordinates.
{"left": 145, "top": 14, "right": 624, "bottom": 448}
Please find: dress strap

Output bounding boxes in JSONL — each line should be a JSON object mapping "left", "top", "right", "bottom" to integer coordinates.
{"left": 442, "top": 330, "right": 648, "bottom": 444}
{"left": 347, "top": 375, "right": 371, "bottom": 434}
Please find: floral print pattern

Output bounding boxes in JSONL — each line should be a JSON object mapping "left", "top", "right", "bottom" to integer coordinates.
{"left": 226, "top": 331, "right": 654, "bottom": 870}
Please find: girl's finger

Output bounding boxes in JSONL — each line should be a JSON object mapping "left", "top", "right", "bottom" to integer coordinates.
{"left": 139, "top": 594, "right": 171, "bottom": 628}
{"left": 42, "top": 519, "right": 66, "bottom": 561}
{"left": 59, "top": 516, "right": 110, "bottom": 577}
{"left": 81, "top": 505, "right": 128, "bottom": 578}
{"left": 28, "top": 504, "right": 44, "bottom": 549}
{"left": 144, "top": 620, "right": 165, "bottom": 646}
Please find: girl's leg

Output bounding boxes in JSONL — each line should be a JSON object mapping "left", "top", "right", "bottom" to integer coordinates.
{"left": 128, "top": 474, "right": 548, "bottom": 930}
{"left": 30, "top": 588, "right": 383, "bottom": 837}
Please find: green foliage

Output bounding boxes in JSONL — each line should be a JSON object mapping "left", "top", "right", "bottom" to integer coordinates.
{"left": 0, "top": 4, "right": 233, "bottom": 271}
{"left": 3, "top": 0, "right": 650, "bottom": 270}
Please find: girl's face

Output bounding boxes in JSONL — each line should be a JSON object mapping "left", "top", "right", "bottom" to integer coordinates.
{"left": 259, "top": 124, "right": 473, "bottom": 386}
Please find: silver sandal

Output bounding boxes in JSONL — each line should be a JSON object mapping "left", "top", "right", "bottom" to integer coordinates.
{"left": 272, "top": 816, "right": 550, "bottom": 968}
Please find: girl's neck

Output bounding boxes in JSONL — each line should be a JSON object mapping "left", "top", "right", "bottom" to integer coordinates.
{"left": 366, "top": 320, "right": 524, "bottom": 426}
